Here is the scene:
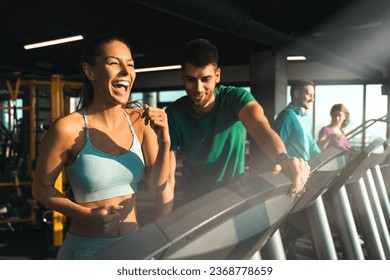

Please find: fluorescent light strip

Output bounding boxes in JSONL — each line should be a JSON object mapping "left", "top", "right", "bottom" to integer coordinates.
{"left": 135, "top": 65, "right": 181, "bottom": 73}
{"left": 287, "top": 56, "right": 307, "bottom": 61}
{"left": 24, "top": 35, "right": 84, "bottom": 50}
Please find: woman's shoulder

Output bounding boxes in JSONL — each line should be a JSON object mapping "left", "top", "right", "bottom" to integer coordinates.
{"left": 38, "top": 111, "right": 85, "bottom": 154}
{"left": 320, "top": 125, "right": 332, "bottom": 133}
{"left": 318, "top": 125, "right": 333, "bottom": 137}
{"left": 47, "top": 111, "right": 84, "bottom": 138}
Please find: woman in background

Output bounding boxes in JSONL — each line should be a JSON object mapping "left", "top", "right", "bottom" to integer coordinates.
{"left": 318, "top": 103, "right": 356, "bottom": 157}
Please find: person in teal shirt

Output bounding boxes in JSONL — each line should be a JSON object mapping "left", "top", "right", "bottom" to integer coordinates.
{"left": 158, "top": 39, "right": 310, "bottom": 216}
{"left": 273, "top": 80, "right": 320, "bottom": 161}
{"left": 272, "top": 81, "right": 320, "bottom": 247}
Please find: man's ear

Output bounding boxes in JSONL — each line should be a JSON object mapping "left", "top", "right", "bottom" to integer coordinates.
{"left": 215, "top": 67, "right": 221, "bottom": 83}
{"left": 292, "top": 89, "right": 300, "bottom": 100}
{"left": 83, "top": 63, "right": 95, "bottom": 81}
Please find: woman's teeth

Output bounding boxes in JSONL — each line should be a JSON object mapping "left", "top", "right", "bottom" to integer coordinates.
{"left": 113, "top": 81, "right": 129, "bottom": 90}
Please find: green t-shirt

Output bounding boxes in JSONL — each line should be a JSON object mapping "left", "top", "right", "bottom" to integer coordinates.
{"left": 166, "top": 85, "right": 255, "bottom": 197}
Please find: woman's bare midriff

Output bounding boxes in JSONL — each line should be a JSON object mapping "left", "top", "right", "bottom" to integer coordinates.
{"left": 68, "top": 194, "right": 137, "bottom": 238}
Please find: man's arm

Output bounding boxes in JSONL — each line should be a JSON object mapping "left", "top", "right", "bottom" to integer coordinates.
{"left": 238, "top": 101, "right": 286, "bottom": 160}
{"left": 238, "top": 101, "right": 310, "bottom": 196}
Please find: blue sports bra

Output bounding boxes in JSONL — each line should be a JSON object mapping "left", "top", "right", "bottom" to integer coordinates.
{"left": 65, "top": 109, "right": 145, "bottom": 203}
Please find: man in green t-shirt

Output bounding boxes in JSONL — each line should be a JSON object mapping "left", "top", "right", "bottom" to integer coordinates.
{"left": 157, "top": 39, "right": 310, "bottom": 216}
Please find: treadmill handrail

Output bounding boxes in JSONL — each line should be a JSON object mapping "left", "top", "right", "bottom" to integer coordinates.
{"left": 346, "top": 114, "right": 389, "bottom": 142}
{"left": 291, "top": 145, "right": 348, "bottom": 212}
{"left": 326, "top": 137, "right": 386, "bottom": 199}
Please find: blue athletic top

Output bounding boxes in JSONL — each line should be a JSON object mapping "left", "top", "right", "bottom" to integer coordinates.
{"left": 65, "top": 109, "right": 145, "bottom": 203}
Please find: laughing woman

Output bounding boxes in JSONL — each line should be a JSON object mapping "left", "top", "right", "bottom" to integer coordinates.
{"left": 32, "top": 34, "right": 170, "bottom": 259}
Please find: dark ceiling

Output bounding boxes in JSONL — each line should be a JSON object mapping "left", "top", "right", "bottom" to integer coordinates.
{"left": 1, "top": 0, "right": 390, "bottom": 82}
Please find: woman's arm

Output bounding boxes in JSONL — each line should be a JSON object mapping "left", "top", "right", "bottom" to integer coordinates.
{"left": 141, "top": 105, "right": 171, "bottom": 196}
{"left": 156, "top": 150, "right": 176, "bottom": 217}
{"left": 317, "top": 127, "right": 332, "bottom": 150}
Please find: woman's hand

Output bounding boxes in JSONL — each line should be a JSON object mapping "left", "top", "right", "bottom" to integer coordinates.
{"left": 142, "top": 104, "right": 170, "bottom": 144}
{"left": 141, "top": 104, "right": 171, "bottom": 196}
{"left": 87, "top": 204, "right": 123, "bottom": 233}
{"left": 333, "top": 133, "right": 343, "bottom": 140}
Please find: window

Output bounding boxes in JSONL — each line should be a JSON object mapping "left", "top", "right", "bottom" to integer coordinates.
{"left": 158, "top": 90, "right": 186, "bottom": 103}
{"left": 314, "top": 84, "right": 388, "bottom": 150}
{"left": 365, "top": 84, "right": 388, "bottom": 143}
{"left": 130, "top": 92, "right": 143, "bottom": 104}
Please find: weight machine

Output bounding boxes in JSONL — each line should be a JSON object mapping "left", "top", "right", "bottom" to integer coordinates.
{"left": 0, "top": 73, "right": 82, "bottom": 249}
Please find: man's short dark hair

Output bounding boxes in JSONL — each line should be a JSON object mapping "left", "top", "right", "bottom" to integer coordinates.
{"left": 181, "top": 38, "right": 219, "bottom": 69}
{"left": 290, "top": 80, "right": 315, "bottom": 99}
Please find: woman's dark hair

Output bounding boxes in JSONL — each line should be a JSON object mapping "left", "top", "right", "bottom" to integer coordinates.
{"left": 330, "top": 103, "right": 350, "bottom": 128}
{"left": 77, "top": 33, "right": 131, "bottom": 109}
{"left": 181, "top": 38, "right": 219, "bottom": 69}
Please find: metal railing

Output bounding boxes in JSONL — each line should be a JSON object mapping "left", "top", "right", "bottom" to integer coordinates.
{"left": 346, "top": 114, "right": 390, "bottom": 149}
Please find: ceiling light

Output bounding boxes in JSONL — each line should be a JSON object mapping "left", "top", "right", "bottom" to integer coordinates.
{"left": 135, "top": 65, "right": 181, "bottom": 73}
{"left": 24, "top": 35, "right": 84, "bottom": 50}
{"left": 287, "top": 56, "right": 307, "bottom": 61}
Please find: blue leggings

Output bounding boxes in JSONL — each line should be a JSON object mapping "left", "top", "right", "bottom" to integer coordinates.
{"left": 57, "top": 228, "right": 137, "bottom": 260}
